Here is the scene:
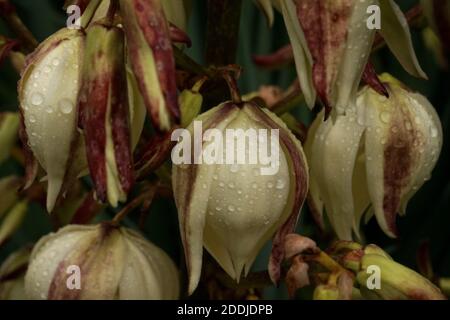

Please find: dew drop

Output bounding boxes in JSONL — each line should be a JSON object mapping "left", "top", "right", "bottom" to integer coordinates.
{"left": 229, "top": 164, "right": 239, "bottom": 173}
{"left": 251, "top": 183, "right": 258, "bottom": 189}
{"left": 266, "top": 182, "right": 274, "bottom": 189}
{"left": 380, "top": 111, "right": 390, "bottom": 124}
{"left": 31, "top": 92, "right": 44, "bottom": 106}
{"left": 228, "top": 205, "right": 235, "bottom": 212}
{"left": 29, "top": 115, "right": 36, "bottom": 123}
{"left": 45, "top": 106, "right": 54, "bottom": 114}
{"left": 275, "top": 179, "right": 285, "bottom": 190}
{"left": 52, "top": 58, "right": 60, "bottom": 66}
{"left": 213, "top": 174, "right": 218, "bottom": 180}
{"left": 228, "top": 182, "right": 235, "bottom": 189}
{"left": 405, "top": 121, "right": 412, "bottom": 131}
{"left": 59, "top": 99, "right": 73, "bottom": 114}
{"left": 430, "top": 127, "right": 438, "bottom": 138}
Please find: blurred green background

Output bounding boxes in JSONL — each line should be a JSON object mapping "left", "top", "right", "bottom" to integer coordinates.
{"left": 0, "top": 0, "right": 449, "bottom": 299}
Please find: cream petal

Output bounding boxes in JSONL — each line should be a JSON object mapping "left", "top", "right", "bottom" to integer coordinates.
{"left": 25, "top": 225, "right": 97, "bottom": 299}
{"left": 161, "top": 0, "right": 189, "bottom": 31}
{"left": 334, "top": 0, "right": 378, "bottom": 114}
{"left": 121, "top": 229, "right": 179, "bottom": 299}
{"left": 19, "top": 29, "right": 84, "bottom": 212}
{"left": 362, "top": 76, "right": 442, "bottom": 237}
{"left": 203, "top": 109, "right": 290, "bottom": 280}
{"left": 254, "top": 0, "right": 275, "bottom": 26}
{"left": 398, "top": 92, "right": 443, "bottom": 214}
{"left": 172, "top": 104, "right": 240, "bottom": 294}
{"left": 304, "top": 111, "right": 325, "bottom": 228}
{"left": 379, "top": 0, "right": 427, "bottom": 79}
{"left": 311, "top": 107, "right": 365, "bottom": 240}
{"left": 280, "top": 0, "right": 316, "bottom": 108}
{"left": 352, "top": 149, "right": 371, "bottom": 238}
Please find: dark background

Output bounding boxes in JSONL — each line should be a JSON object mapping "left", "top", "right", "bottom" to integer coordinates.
{"left": 0, "top": 0, "right": 449, "bottom": 299}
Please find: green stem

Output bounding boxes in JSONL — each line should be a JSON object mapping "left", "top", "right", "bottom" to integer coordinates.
{"left": 173, "top": 46, "right": 212, "bottom": 77}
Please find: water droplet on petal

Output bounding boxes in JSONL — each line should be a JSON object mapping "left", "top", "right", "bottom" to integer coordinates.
{"left": 380, "top": 111, "right": 390, "bottom": 124}
{"left": 275, "top": 179, "right": 285, "bottom": 190}
{"left": 52, "top": 58, "right": 60, "bottom": 66}
{"left": 59, "top": 99, "right": 73, "bottom": 114}
{"left": 430, "top": 127, "right": 438, "bottom": 138}
{"left": 31, "top": 92, "right": 44, "bottom": 106}
{"left": 228, "top": 205, "right": 235, "bottom": 212}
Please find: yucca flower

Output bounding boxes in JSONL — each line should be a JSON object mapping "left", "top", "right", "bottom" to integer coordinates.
{"left": 306, "top": 74, "right": 442, "bottom": 239}
{"left": 279, "top": 0, "right": 427, "bottom": 116}
{"left": 172, "top": 101, "right": 309, "bottom": 293}
{"left": 25, "top": 223, "right": 179, "bottom": 300}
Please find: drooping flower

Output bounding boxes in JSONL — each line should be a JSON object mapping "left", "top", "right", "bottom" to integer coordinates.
{"left": 172, "top": 101, "right": 308, "bottom": 293}
{"left": 306, "top": 74, "right": 442, "bottom": 239}
{"left": 280, "top": 0, "right": 427, "bottom": 116}
{"left": 18, "top": 27, "right": 85, "bottom": 212}
{"left": 25, "top": 223, "right": 179, "bottom": 300}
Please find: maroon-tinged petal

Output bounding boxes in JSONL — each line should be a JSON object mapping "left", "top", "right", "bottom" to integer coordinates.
{"left": 295, "top": 0, "right": 353, "bottom": 110}
{"left": 244, "top": 103, "right": 309, "bottom": 285}
{"left": 0, "top": 35, "right": 18, "bottom": 66}
{"left": 169, "top": 23, "right": 191, "bottom": 47}
{"left": 134, "top": 130, "right": 175, "bottom": 179}
{"left": 172, "top": 103, "right": 240, "bottom": 294}
{"left": 284, "top": 233, "right": 318, "bottom": 260}
{"left": 79, "top": 23, "right": 133, "bottom": 206}
{"left": 286, "top": 256, "right": 310, "bottom": 298}
{"left": 120, "top": 0, "right": 180, "bottom": 131}
{"left": 362, "top": 74, "right": 442, "bottom": 238}
{"left": 362, "top": 62, "right": 389, "bottom": 98}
